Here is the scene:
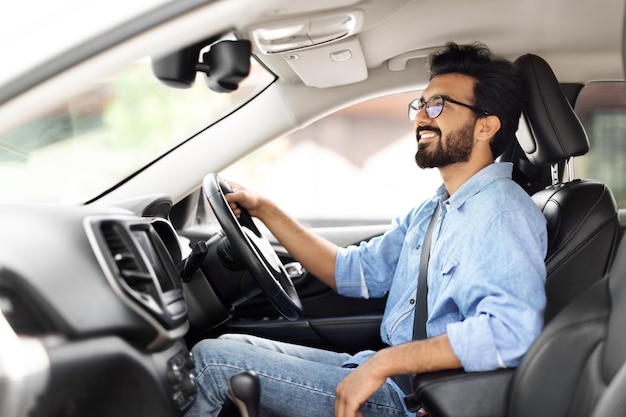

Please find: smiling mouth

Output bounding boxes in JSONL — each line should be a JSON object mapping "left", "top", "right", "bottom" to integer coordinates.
{"left": 418, "top": 131, "right": 439, "bottom": 143}
{"left": 416, "top": 125, "right": 440, "bottom": 143}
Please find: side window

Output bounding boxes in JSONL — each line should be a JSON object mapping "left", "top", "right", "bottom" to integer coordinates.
{"left": 574, "top": 82, "right": 626, "bottom": 208}
{"left": 221, "top": 92, "right": 441, "bottom": 227}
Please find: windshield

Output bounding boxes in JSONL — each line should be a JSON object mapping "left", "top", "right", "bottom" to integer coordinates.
{"left": 0, "top": 57, "right": 274, "bottom": 205}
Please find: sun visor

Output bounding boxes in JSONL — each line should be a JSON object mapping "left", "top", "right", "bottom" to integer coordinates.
{"left": 281, "top": 36, "right": 367, "bottom": 88}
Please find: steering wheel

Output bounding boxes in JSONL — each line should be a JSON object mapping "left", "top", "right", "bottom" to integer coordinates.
{"left": 202, "top": 173, "right": 303, "bottom": 320}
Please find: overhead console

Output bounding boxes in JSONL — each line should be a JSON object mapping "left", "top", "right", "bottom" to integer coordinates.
{"left": 248, "top": 11, "right": 364, "bottom": 54}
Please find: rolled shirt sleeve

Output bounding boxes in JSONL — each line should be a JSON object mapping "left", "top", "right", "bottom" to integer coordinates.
{"left": 444, "top": 211, "right": 547, "bottom": 370}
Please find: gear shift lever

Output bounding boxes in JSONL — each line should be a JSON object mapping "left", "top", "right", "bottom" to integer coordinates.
{"left": 228, "top": 370, "right": 260, "bottom": 417}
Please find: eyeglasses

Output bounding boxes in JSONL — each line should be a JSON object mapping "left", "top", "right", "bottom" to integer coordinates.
{"left": 408, "top": 94, "right": 489, "bottom": 121}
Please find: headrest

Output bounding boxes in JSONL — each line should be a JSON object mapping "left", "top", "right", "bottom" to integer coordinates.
{"left": 513, "top": 54, "right": 589, "bottom": 166}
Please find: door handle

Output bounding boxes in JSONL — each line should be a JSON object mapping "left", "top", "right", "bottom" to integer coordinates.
{"left": 284, "top": 262, "right": 305, "bottom": 279}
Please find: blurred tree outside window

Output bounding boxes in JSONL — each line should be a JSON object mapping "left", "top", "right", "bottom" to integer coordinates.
{"left": 0, "top": 57, "right": 274, "bottom": 204}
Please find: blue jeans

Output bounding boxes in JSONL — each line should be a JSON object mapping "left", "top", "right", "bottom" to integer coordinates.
{"left": 185, "top": 334, "right": 409, "bottom": 417}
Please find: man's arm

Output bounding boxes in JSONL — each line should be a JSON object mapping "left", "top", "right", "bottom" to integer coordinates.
{"left": 334, "top": 334, "right": 462, "bottom": 417}
{"left": 224, "top": 182, "right": 339, "bottom": 290}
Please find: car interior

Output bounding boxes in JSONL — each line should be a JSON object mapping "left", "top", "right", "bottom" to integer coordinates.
{"left": 1, "top": 1, "right": 626, "bottom": 417}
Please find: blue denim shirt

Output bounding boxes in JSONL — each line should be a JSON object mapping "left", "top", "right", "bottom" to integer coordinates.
{"left": 335, "top": 163, "right": 547, "bottom": 376}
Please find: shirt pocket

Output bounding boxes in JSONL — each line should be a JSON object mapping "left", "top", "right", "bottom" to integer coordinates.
{"left": 429, "top": 254, "right": 458, "bottom": 297}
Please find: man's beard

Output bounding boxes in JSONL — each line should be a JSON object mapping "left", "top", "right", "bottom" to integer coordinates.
{"left": 415, "top": 120, "right": 476, "bottom": 169}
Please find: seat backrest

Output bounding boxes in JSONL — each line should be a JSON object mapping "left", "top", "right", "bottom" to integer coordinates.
{"left": 513, "top": 54, "right": 620, "bottom": 323}
{"left": 508, "top": 232, "right": 626, "bottom": 417}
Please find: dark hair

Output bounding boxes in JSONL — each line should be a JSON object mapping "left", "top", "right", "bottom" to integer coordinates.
{"left": 427, "top": 42, "right": 523, "bottom": 158}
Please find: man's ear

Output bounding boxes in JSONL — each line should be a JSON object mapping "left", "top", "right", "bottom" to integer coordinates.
{"left": 475, "top": 115, "right": 501, "bottom": 142}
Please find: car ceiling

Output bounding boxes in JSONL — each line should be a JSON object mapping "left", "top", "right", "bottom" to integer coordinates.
{"left": 244, "top": 0, "right": 624, "bottom": 88}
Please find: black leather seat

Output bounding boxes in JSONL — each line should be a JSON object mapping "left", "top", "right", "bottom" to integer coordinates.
{"left": 407, "top": 235, "right": 626, "bottom": 417}
{"left": 406, "top": 54, "right": 621, "bottom": 417}
{"left": 514, "top": 54, "right": 620, "bottom": 323}
{"left": 506, "top": 245, "right": 626, "bottom": 417}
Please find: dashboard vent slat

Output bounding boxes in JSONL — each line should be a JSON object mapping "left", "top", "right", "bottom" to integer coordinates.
{"left": 100, "top": 223, "right": 160, "bottom": 303}
{"left": 102, "top": 225, "right": 141, "bottom": 272}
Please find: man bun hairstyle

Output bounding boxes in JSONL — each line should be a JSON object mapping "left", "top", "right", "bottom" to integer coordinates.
{"left": 427, "top": 42, "right": 524, "bottom": 159}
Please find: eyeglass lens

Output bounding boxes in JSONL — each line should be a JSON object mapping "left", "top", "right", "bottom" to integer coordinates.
{"left": 408, "top": 96, "right": 445, "bottom": 121}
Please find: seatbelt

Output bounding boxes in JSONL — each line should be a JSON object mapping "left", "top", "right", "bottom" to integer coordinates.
{"left": 391, "top": 202, "right": 441, "bottom": 394}
{"left": 413, "top": 202, "right": 441, "bottom": 341}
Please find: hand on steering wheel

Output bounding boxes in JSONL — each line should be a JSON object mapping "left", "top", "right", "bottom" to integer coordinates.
{"left": 203, "top": 173, "right": 303, "bottom": 320}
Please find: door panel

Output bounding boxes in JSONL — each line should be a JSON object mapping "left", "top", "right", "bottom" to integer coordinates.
{"left": 181, "top": 223, "right": 390, "bottom": 352}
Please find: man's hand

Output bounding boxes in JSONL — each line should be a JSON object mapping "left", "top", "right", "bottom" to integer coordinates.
{"left": 220, "top": 179, "right": 340, "bottom": 289}
{"left": 334, "top": 358, "right": 387, "bottom": 417}
{"left": 224, "top": 181, "right": 266, "bottom": 219}
{"left": 334, "top": 336, "right": 462, "bottom": 417}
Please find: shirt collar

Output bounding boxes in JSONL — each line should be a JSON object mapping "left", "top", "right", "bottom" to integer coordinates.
{"left": 434, "top": 162, "right": 514, "bottom": 209}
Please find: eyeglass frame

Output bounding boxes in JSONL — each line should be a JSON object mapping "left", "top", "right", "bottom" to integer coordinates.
{"left": 408, "top": 94, "right": 490, "bottom": 121}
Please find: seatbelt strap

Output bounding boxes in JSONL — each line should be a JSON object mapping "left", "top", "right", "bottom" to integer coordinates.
{"left": 391, "top": 202, "right": 441, "bottom": 395}
{"left": 413, "top": 202, "right": 441, "bottom": 341}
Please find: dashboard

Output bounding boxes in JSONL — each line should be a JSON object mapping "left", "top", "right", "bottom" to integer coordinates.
{"left": 0, "top": 196, "right": 199, "bottom": 417}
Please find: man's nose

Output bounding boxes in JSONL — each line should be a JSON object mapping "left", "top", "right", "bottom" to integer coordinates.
{"left": 414, "top": 106, "right": 433, "bottom": 128}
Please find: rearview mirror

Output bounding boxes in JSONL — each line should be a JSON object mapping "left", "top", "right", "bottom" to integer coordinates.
{"left": 151, "top": 39, "right": 251, "bottom": 93}
{"left": 199, "top": 40, "right": 251, "bottom": 93}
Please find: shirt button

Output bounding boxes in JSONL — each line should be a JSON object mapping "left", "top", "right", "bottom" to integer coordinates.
{"left": 409, "top": 299, "right": 415, "bottom": 305}
{"left": 416, "top": 244, "right": 421, "bottom": 250}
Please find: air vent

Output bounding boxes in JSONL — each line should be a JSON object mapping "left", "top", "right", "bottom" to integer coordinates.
{"left": 100, "top": 222, "right": 161, "bottom": 312}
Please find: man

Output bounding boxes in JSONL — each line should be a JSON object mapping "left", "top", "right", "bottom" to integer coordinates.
{"left": 186, "top": 42, "right": 547, "bottom": 417}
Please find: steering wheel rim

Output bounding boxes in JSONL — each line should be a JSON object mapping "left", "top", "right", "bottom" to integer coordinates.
{"left": 202, "top": 173, "right": 303, "bottom": 320}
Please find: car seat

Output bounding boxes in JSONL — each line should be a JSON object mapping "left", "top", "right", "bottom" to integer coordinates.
{"left": 514, "top": 53, "right": 620, "bottom": 323}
